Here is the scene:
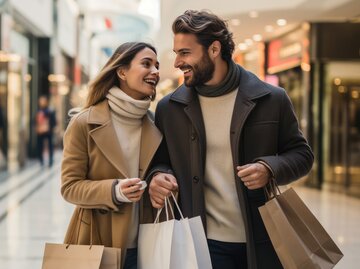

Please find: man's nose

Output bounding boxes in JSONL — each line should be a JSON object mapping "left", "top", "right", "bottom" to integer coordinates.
{"left": 174, "top": 55, "right": 181, "bottom": 69}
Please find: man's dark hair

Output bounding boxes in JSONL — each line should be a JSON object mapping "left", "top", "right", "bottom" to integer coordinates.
{"left": 172, "top": 10, "right": 235, "bottom": 62}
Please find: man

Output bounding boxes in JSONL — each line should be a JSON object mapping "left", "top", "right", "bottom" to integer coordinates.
{"left": 147, "top": 10, "right": 313, "bottom": 269}
{"left": 36, "top": 95, "right": 56, "bottom": 167}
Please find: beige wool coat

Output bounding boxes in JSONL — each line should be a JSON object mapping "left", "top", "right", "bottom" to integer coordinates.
{"left": 61, "top": 100, "right": 162, "bottom": 266}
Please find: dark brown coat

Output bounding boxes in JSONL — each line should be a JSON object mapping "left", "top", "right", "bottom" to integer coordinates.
{"left": 148, "top": 66, "right": 314, "bottom": 269}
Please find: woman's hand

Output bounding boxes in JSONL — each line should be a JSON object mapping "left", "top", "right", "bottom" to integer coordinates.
{"left": 120, "top": 178, "right": 146, "bottom": 202}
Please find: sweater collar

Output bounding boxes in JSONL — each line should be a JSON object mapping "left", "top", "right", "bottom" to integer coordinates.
{"left": 170, "top": 65, "right": 271, "bottom": 105}
{"left": 106, "top": 86, "right": 150, "bottom": 120}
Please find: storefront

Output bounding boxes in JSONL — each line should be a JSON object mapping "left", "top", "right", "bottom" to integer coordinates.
{"left": 310, "top": 22, "right": 360, "bottom": 196}
{"left": 0, "top": 0, "right": 53, "bottom": 170}
{"left": 266, "top": 24, "right": 311, "bottom": 140}
{"left": 264, "top": 24, "right": 314, "bottom": 186}
{"left": 50, "top": 0, "right": 79, "bottom": 145}
{"left": 234, "top": 43, "right": 265, "bottom": 80}
{"left": 0, "top": 14, "right": 33, "bottom": 170}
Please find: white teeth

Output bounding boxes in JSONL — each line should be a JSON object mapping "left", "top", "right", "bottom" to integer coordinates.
{"left": 183, "top": 69, "right": 191, "bottom": 74}
{"left": 144, "top": 79, "right": 156, "bottom": 85}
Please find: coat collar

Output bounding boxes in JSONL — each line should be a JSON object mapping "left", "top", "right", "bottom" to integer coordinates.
{"left": 170, "top": 65, "right": 271, "bottom": 104}
{"left": 87, "top": 100, "right": 162, "bottom": 178}
{"left": 168, "top": 65, "right": 273, "bottom": 173}
{"left": 88, "top": 100, "right": 111, "bottom": 124}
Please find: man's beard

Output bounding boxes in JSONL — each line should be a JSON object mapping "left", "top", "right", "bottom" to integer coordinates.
{"left": 184, "top": 52, "right": 215, "bottom": 87}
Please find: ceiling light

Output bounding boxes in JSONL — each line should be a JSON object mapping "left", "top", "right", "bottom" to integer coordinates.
{"left": 245, "top": 39, "right": 253, "bottom": 46}
{"left": 238, "top": 43, "right": 247, "bottom": 51}
{"left": 249, "top": 11, "right": 258, "bottom": 18}
{"left": 277, "top": 19, "right": 287, "bottom": 26}
{"left": 253, "top": 34, "right": 262, "bottom": 42}
{"left": 265, "top": 25, "right": 274, "bottom": 32}
{"left": 351, "top": 90, "right": 359, "bottom": 99}
{"left": 231, "top": 19, "right": 241, "bottom": 26}
{"left": 334, "top": 78, "right": 341, "bottom": 85}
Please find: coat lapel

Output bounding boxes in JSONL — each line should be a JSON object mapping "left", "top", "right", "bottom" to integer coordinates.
{"left": 230, "top": 65, "right": 272, "bottom": 158}
{"left": 88, "top": 100, "right": 129, "bottom": 178}
{"left": 139, "top": 112, "right": 163, "bottom": 179}
{"left": 171, "top": 85, "right": 206, "bottom": 168}
{"left": 185, "top": 100, "right": 206, "bottom": 163}
{"left": 230, "top": 90, "right": 255, "bottom": 158}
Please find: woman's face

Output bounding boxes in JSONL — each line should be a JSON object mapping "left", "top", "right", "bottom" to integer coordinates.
{"left": 118, "top": 47, "right": 160, "bottom": 100}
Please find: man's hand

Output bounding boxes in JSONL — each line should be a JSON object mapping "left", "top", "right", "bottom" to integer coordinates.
{"left": 237, "top": 162, "right": 271, "bottom": 190}
{"left": 149, "top": 173, "right": 178, "bottom": 208}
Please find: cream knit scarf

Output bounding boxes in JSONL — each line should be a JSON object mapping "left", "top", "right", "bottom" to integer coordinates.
{"left": 106, "top": 86, "right": 150, "bottom": 120}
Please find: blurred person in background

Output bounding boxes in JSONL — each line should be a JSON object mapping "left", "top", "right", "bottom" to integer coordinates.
{"left": 147, "top": 10, "right": 313, "bottom": 269}
{"left": 36, "top": 95, "right": 56, "bottom": 167}
{"left": 61, "top": 42, "right": 161, "bottom": 269}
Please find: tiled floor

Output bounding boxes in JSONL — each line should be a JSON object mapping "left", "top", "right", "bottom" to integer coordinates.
{"left": 0, "top": 153, "right": 359, "bottom": 268}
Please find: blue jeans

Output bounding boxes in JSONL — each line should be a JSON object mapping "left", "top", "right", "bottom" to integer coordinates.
{"left": 208, "top": 239, "right": 247, "bottom": 269}
{"left": 123, "top": 248, "right": 137, "bottom": 269}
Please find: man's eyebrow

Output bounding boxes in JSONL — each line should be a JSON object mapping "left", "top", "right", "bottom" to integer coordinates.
{"left": 173, "top": 48, "right": 190, "bottom": 53}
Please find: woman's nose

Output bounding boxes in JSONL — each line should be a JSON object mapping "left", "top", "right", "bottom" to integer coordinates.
{"left": 151, "top": 66, "right": 159, "bottom": 75}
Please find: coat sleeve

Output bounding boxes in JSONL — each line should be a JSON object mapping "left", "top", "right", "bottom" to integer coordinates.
{"left": 61, "top": 112, "right": 121, "bottom": 211}
{"left": 145, "top": 101, "right": 174, "bottom": 182}
{"left": 255, "top": 90, "right": 314, "bottom": 185}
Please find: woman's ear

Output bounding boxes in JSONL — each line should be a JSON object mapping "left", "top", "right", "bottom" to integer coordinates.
{"left": 117, "top": 67, "right": 126, "bottom": 80}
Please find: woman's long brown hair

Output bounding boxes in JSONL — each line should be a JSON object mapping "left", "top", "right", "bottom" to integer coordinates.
{"left": 84, "top": 42, "right": 157, "bottom": 108}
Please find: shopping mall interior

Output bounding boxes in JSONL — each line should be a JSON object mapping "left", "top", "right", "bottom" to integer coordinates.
{"left": 0, "top": 0, "right": 359, "bottom": 268}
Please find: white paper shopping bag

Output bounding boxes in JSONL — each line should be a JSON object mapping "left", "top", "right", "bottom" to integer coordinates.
{"left": 138, "top": 193, "right": 212, "bottom": 269}
{"left": 138, "top": 200, "right": 175, "bottom": 269}
{"left": 188, "top": 216, "right": 213, "bottom": 269}
{"left": 170, "top": 218, "right": 198, "bottom": 269}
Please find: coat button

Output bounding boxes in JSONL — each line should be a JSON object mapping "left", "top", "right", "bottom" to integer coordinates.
{"left": 193, "top": 176, "right": 200, "bottom": 183}
{"left": 98, "top": 209, "right": 108, "bottom": 214}
{"left": 191, "top": 133, "right": 197, "bottom": 140}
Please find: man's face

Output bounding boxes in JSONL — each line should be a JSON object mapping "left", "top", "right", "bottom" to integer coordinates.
{"left": 173, "top": 33, "right": 215, "bottom": 87}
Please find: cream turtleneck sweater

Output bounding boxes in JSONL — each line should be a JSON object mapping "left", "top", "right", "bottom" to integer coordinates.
{"left": 106, "top": 86, "right": 150, "bottom": 248}
{"left": 198, "top": 89, "right": 247, "bottom": 243}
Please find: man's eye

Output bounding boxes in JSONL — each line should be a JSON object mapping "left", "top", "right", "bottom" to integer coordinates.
{"left": 180, "top": 51, "right": 189, "bottom": 56}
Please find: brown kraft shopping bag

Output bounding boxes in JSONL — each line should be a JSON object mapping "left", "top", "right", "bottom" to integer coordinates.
{"left": 100, "top": 247, "right": 122, "bottom": 269}
{"left": 42, "top": 243, "right": 104, "bottom": 269}
{"left": 42, "top": 208, "right": 121, "bottom": 269}
{"left": 259, "top": 186, "right": 343, "bottom": 269}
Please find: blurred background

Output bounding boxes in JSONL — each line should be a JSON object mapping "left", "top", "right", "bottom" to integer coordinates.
{"left": 0, "top": 0, "right": 359, "bottom": 268}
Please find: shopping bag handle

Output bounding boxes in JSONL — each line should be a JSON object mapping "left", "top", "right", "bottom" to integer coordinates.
{"left": 65, "top": 208, "right": 101, "bottom": 249}
{"left": 154, "top": 192, "right": 184, "bottom": 223}
{"left": 66, "top": 208, "right": 84, "bottom": 248}
{"left": 154, "top": 196, "right": 170, "bottom": 223}
{"left": 264, "top": 178, "right": 281, "bottom": 201}
{"left": 168, "top": 192, "right": 184, "bottom": 219}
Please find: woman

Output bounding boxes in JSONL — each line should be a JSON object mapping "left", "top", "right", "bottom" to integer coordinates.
{"left": 61, "top": 42, "right": 162, "bottom": 269}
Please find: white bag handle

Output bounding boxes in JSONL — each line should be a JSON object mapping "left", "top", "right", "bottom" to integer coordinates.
{"left": 154, "top": 192, "right": 184, "bottom": 223}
